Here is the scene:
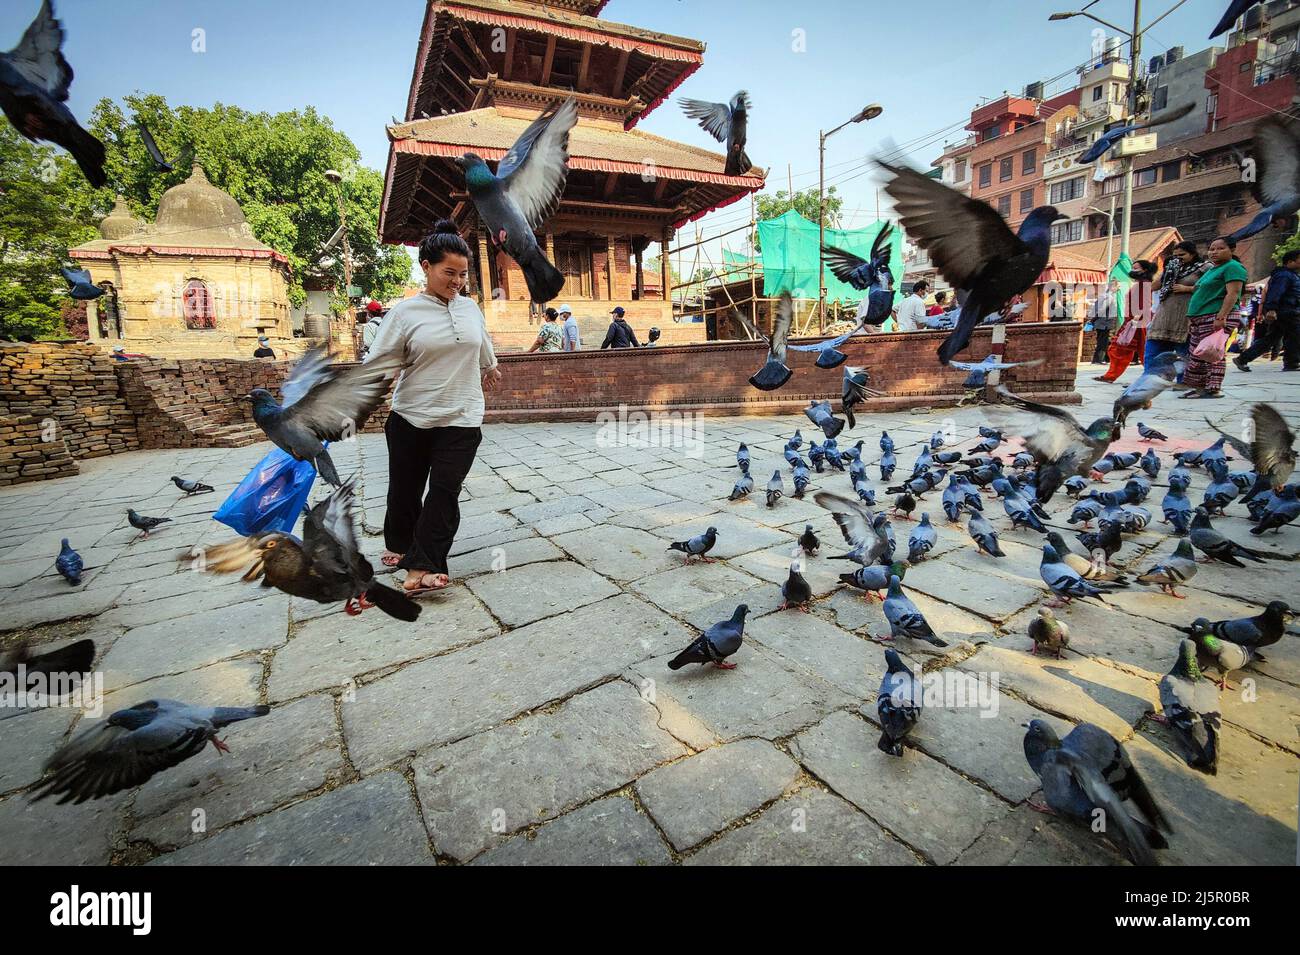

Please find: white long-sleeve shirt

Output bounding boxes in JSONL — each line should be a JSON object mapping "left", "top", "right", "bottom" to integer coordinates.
{"left": 363, "top": 292, "right": 498, "bottom": 428}
{"left": 893, "top": 293, "right": 926, "bottom": 332}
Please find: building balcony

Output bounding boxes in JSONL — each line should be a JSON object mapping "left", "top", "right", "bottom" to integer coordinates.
{"left": 1078, "top": 101, "right": 1126, "bottom": 125}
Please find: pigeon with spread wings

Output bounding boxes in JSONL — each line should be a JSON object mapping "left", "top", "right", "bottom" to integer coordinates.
{"left": 822, "top": 223, "right": 897, "bottom": 329}
{"left": 679, "top": 90, "right": 751, "bottom": 176}
{"left": 877, "top": 159, "right": 1063, "bottom": 364}
{"left": 998, "top": 385, "right": 1118, "bottom": 504}
{"left": 1230, "top": 116, "right": 1300, "bottom": 242}
{"left": 454, "top": 97, "right": 577, "bottom": 303}
{"left": 733, "top": 291, "right": 794, "bottom": 390}
{"left": 1204, "top": 403, "right": 1296, "bottom": 497}
{"left": 0, "top": 1, "right": 106, "bottom": 187}
{"left": 1077, "top": 103, "right": 1197, "bottom": 165}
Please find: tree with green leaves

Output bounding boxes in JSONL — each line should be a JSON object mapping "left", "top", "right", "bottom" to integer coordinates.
{"left": 753, "top": 185, "right": 844, "bottom": 251}
{"left": 0, "top": 118, "right": 104, "bottom": 339}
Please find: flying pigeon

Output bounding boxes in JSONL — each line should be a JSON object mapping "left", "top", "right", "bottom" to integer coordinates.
{"left": 1205, "top": 403, "right": 1296, "bottom": 498}
{"left": 59, "top": 265, "right": 103, "bottom": 300}
{"left": 948, "top": 353, "right": 1044, "bottom": 378}
{"left": 455, "top": 97, "right": 578, "bottom": 303}
{"left": 876, "top": 648, "right": 921, "bottom": 756}
{"left": 788, "top": 317, "right": 874, "bottom": 370}
{"left": 780, "top": 562, "right": 813, "bottom": 612}
{"left": 0, "top": 0, "right": 106, "bottom": 187}
{"left": 1251, "top": 483, "right": 1299, "bottom": 534}
{"left": 1136, "top": 422, "right": 1167, "bottom": 442}
{"left": 192, "top": 480, "right": 420, "bottom": 620}
{"left": 1023, "top": 720, "right": 1171, "bottom": 867}
{"left": 171, "top": 475, "right": 214, "bottom": 496}
{"left": 1040, "top": 542, "right": 1116, "bottom": 606}
{"left": 878, "top": 159, "right": 1063, "bottom": 364}
{"left": 823, "top": 223, "right": 897, "bottom": 328}
{"left": 1229, "top": 116, "right": 1300, "bottom": 242}
{"left": 0, "top": 637, "right": 93, "bottom": 683}
{"left": 246, "top": 347, "right": 400, "bottom": 487}
{"left": 136, "top": 119, "right": 173, "bottom": 172}
{"left": 733, "top": 292, "right": 794, "bottom": 391}
{"left": 1154, "top": 640, "right": 1221, "bottom": 775}
{"left": 1210, "top": 0, "right": 1260, "bottom": 37}
{"left": 766, "top": 469, "right": 785, "bottom": 507}
{"left": 967, "top": 512, "right": 1005, "bottom": 557}
{"left": 841, "top": 366, "right": 875, "bottom": 428}
{"left": 668, "top": 604, "right": 748, "bottom": 670}
{"left": 1112, "top": 351, "right": 1185, "bottom": 430}
{"left": 668, "top": 526, "right": 717, "bottom": 561}
{"left": 1135, "top": 539, "right": 1197, "bottom": 597}
{"left": 798, "top": 524, "right": 820, "bottom": 556}
{"left": 1027, "top": 606, "right": 1070, "bottom": 657}
{"left": 127, "top": 509, "right": 170, "bottom": 540}
{"left": 816, "top": 491, "right": 889, "bottom": 567}
{"left": 880, "top": 575, "right": 948, "bottom": 646}
{"left": 54, "top": 537, "right": 81, "bottom": 585}
{"left": 838, "top": 559, "right": 909, "bottom": 601}
{"left": 728, "top": 466, "right": 753, "bottom": 501}
{"left": 998, "top": 386, "right": 1117, "bottom": 503}
{"left": 1189, "top": 507, "right": 1274, "bottom": 566}
{"left": 1077, "top": 103, "right": 1197, "bottom": 165}
{"left": 679, "top": 90, "right": 751, "bottom": 176}
{"left": 29, "top": 699, "right": 270, "bottom": 804}
{"left": 804, "top": 397, "right": 846, "bottom": 440}
{"left": 907, "top": 513, "right": 937, "bottom": 563}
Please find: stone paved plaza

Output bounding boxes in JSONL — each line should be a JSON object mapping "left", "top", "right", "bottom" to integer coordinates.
{"left": 0, "top": 364, "right": 1297, "bottom": 866}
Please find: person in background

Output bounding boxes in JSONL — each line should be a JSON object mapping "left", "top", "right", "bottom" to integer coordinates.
{"left": 644, "top": 326, "right": 661, "bottom": 347}
{"left": 601, "top": 306, "right": 640, "bottom": 348}
{"left": 927, "top": 291, "right": 947, "bottom": 317}
{"left": 365, "top": 219, "right": 501, "bottom": 594}
{"left": 1094, "top": 261, "right": 1155, "bottom": 383}
{"left": 892, "top": 280, "right": 928, "bottom": 332}
{"left": 110, "top": 345, "right": 147, "bottom": 361}
{"left": 528, "top": 307, "right": 563, "bottom": 353}
{"left": 1086, "top": 281, "right": 1119, "bottom": 364}
{"left": 253, "top": 335, "right": 276, "bottom": 359}
{"left": 559, "top": 303, "right": 581, "bottom": 351}
{"left": 1145, "top": 241, "right": 1204, "bottom": 374}
{"left": 361, "top": 300, "right": 386, "bottom": 356}
{"left": 1180, "top": 235, "right": 1247, "bottom": 400}
{"left": 1235, "top": 248, "right": 1300, "bottom": 373}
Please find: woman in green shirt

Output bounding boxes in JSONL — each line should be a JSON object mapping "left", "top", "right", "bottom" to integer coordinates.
{"left": 1180, "top": 236, "right": 1248, "bottom": 399}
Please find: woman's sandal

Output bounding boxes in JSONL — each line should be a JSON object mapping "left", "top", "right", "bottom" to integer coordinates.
{"left": 402, "top": 572, "right": 451, "bottom": 596}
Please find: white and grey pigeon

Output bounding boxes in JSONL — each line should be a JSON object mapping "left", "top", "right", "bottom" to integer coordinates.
{"left": 1111, "top": 350, "right": 1184, "bottom": 430}
{"left": 1154, "top": 639, "right": 1221, "bottom": 775}
{"left": 1040, "top": 542, "right": 1115, "bottom": 607}
{"left": 907, "top": 513, "right": 937, "bottom": 563}
{"left": 816, "top": 491, "right": 888, "bottom": 566}
{"left": 30, "top": 699, "right": 270, "bottom": 803}
{"left": 877, "top": 648, "right": 922, "bottom": 756}
{"left": 728, "top": 465, "right": 753, "bottom": 501}
{"left": 967, "top": 511, "right": 1006, "bottom": 557}
{"left": 668, "top": 605, "right": 749, "bottom": 670}
{"left": 881, "top": 575, "right": 948, "bottom": 646}
{"left": 1136, "top": 539, "right": 1198, "bottom": 597}
{"left": 766, "top": 469, "right": 784, "bottom": 507}
{"left": 171, "top": 475, "right": 214, "bottom": 495}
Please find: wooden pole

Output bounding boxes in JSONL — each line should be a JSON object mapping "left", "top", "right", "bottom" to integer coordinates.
{"left": 477, "top": 229, "right": 492, "bottom": 310}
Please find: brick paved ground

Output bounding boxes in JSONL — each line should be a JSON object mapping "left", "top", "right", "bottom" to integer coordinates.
{"left": 0, "top": 363, "right": 1295, "bottom": 865}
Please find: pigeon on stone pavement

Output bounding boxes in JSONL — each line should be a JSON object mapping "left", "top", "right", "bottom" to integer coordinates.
{"left": 967, "top": 511, "right": 1005, "bottom": 557}
{"left": 171, "top": 475, "right": 214, "bottom": 495}
{"left": 1189, "top": 507, "right": 1275, "bottom": 566}
{"left": 780, "top": 562, "right": 813, "bottom": 612}
{"left": 1027, "top": 606, "right": 1070, "bottom": 657}
{"left": 907, "top": 513, "right": 937, "bottom": 563}
{"left": 1154, "top": 640, "right": 1221, "bottom": 775}
{"left": 877, "top": 648, "right": 921, "bottom": 756}
{"left": 880, "top": 575, "right": 948, "bottom": 646}
{"left": 668, "top": 604, "right": 748, "bottom": 670}
{"left": 766, "top": 469, "right": 785, "bottom": 507}
{"left": 1136, "top": 539, "right": 1198, "bottom": 598}
{"left": 127, "top": 509, "right": 170, "bottom": 540}
{"left": 54, "top": 538, "right": 81, "bottom": 585}
{"left": 668, "top": 526, "right": 718, "bottom": 561}
{"left": 798, "top": 524, "right": 819, "bottom": 556}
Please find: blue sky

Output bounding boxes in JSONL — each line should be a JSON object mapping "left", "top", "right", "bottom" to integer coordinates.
{"left": 3, "top": 0, "right": 1228, "bottom": 258}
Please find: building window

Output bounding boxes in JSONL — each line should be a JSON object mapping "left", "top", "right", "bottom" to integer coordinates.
{"left": 955, "top": 159, "right": 967, "bottom": 182}
{"left": 1020, "top": 187, "right": 1035, "bottom": 212}
{"left": 979, "top": 163, "right": 992, "bottom": 187}
{"left": 1092, "top": 86, "right": 1103, "bottom": 101}
{"left": 1102, "top": 175, "right": 1123, "bottom": 195}
{"left": 1152, "top": 86, "right": 1169, "bottom": 111}
{"left": 182, "top": 279, "right": 216, "bottom": 330}
{"left": 1135, "top": 167, "right": 1157, "bottom": 187}
{"left": 983, "top": 125, "right": 1001, "bottom": 141}
{"left": 1050, "top": 219, "right": 1085, "bottom": 244}
{"left": 1161, "top": 161, "right": 1181, "bottom": 182}
{"left": 997, "top": 194, "right": 1012, "bottom": 216}
{"left": 999, "top": 157, "right": 1013, "bottom": 181}
{"left": 1049, "top": 176, "right": 1087, "bottom": 203}
{"left": 1022, "top": 149, "right": 1037, "bottom": 175}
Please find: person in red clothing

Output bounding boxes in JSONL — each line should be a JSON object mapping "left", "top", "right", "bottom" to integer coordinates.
{"left": 1094, "top": 260, "right": 1155, "bottom": 383}
{"left": 926, "top": 291, "right": 948, "bottom": 317}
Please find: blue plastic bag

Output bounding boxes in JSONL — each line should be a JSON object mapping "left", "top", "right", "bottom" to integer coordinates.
{"left": 213, "top": 446, "right": 318, "bottom": 537}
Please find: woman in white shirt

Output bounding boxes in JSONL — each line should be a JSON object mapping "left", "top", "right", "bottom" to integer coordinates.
{"left": 365, "top": 219, "right": 501, "bottom": 594}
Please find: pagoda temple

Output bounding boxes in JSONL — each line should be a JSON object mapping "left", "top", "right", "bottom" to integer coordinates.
{"left": 379, "top": 0, "right": 766, "bottom": 349}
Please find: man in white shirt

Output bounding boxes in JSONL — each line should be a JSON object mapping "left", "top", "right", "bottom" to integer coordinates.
{"left": 892, "top": 281, "right": 929, "bottom": 333}
{"left": 559, "top": 303, "right": 581, "bottom": 351}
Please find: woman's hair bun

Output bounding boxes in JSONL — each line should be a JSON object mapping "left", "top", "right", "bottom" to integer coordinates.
{"left": 433, "top": 218, "right": 459, "bottom": 236}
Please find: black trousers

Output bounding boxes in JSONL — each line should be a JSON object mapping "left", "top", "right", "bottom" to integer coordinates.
{"left": 383, "top": 412, "right": 482, "bottom": 576}
{"left": 1091, "top": 328, "right": 1111, "bottom": 364}
{"left": 1240, "top": 315, "right": 1300, "bottom": 368}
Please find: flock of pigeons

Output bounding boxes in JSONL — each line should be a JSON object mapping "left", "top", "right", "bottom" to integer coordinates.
{"left": 2, "top": 0, "right": 1297, "bottom": 862}
{"left": 658, "top": 388, "right": 1296, "bottom": 866}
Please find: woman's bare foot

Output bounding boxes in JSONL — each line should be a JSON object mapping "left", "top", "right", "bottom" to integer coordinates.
{"left": 403, "top": 571, "right": 451, "bottom": 593}
{"left": 381, "top": 551, "right": 403, "bottom": 567}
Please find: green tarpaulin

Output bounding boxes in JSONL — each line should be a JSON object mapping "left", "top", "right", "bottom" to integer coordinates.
{"left": 756, "top": 210, "right": 904, "bottom": 306}
{"left": 1109, "top": 252, "right": 1134, "bottom": 324}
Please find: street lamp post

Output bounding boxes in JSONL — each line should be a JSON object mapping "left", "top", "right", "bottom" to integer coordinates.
{"left": 1049, "top": 0, "right": 1190, "bottom": 262}
{"left": 324, "top": 169, "right": 354, "bottom": 304}
{"left": 819, "top": 103, "right": 883, "bottom": 331}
